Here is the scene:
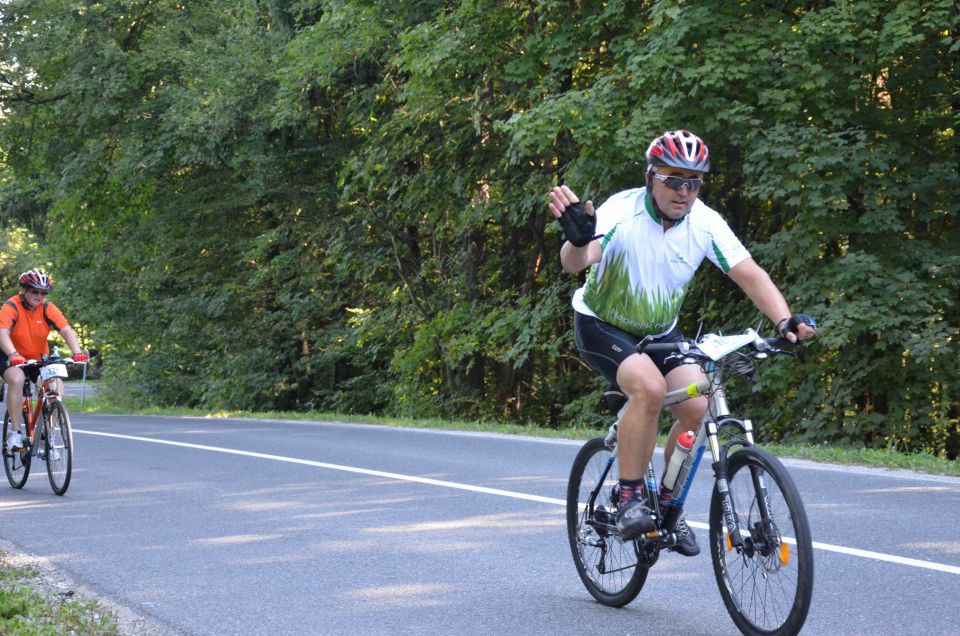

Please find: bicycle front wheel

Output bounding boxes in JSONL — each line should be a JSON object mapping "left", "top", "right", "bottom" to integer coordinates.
{"left": 709, "top": 446, "right": 813, "bottom": 636}
{"left": 2, "top": 411, "right": 31, "bottom": 488}
{"left": 567, "top": 437, "right": 648, "bottom": 607}
{"left": 43, "top": 401, "right": 73, "bottom": 495}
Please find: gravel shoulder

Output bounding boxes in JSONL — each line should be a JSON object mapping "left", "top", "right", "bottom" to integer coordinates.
{"left": 0, "top": 538, "right": 178, "bottom": 636}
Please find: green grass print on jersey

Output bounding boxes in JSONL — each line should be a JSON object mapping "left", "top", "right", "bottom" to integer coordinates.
{"left": 582, "top": 250, "right": 687, "bottom": 337}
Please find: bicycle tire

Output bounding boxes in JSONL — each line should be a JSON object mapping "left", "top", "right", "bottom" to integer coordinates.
{"left": 43, "top": 400, "right": 73, "bottom": 495}
{"left": 567, "top": 436, "right": 648, "bottom": 607}
{"left": 2, "top": 411, "right": 31, "bottom": 488}
{"left": 709, "top": 446, "right": 813, "bottom": 636}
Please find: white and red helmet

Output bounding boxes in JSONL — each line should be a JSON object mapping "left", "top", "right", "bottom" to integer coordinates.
{"left": 19, "top": 269, "right": 52, "bottom": 292}
{"left": 646, "top": 130, "right": 710, "bottom": 173}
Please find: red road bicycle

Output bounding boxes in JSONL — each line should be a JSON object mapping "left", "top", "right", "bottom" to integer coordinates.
{"left": 2, "top": 353, "right": 81, "bottom": 495}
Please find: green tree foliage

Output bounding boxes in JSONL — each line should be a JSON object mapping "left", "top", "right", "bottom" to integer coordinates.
{"left": 0, "top": 0, "right": 957, "bottom": 456}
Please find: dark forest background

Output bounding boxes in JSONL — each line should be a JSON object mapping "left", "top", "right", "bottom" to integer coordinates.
{"left": 1, "top": 1, "right": 957, "bottom": 456}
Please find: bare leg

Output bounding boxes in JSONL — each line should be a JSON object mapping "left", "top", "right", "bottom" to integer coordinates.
{"left": 662, "top": 363, "right": 708, "bottom": 468}
{"left": 3, "top": 367, "right": 26, "bottom": 433}
{"left": 615, "top": 353, "right": 667, "bottom": 480}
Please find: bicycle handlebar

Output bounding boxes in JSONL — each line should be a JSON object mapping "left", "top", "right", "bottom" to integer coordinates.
{"left": 16, "top": 357, "right": 85, "bottom": 367}
{"left": 639, "top": 341, "right": 693, "bottom": 354}
{"left": 637, "top": 334, "right": 795, "bottom": 356}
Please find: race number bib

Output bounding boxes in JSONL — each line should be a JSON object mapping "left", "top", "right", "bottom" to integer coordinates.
{"left": 39, "top": 364, "right": 69, "bottom": 380}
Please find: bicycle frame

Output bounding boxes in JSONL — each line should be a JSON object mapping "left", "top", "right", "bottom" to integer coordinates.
{"left": 603, "top": 361, "right": 763, "bottom": 551}
{"left": 17, "top": 376, "right": 60, "bottom": 453}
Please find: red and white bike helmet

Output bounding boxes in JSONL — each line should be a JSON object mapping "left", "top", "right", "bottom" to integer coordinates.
{"left": 18, "top": 269, "right": 52, "bottom": 293}
{"left": 645, "top": 130, "right": 710, "bottom": 173}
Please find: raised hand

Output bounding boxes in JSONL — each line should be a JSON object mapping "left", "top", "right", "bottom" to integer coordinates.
{"left": 549, "top": 185, "right": 596, "bottom": 247}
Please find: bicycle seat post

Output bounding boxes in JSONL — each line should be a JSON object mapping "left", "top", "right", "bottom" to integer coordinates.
{"left": 603, "top": 388, "right": 628, "bottom": 449}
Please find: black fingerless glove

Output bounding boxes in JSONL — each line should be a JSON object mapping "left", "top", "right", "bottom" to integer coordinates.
{"left": 776, "top": 313, "right": 817, "bottom": 337}
{"left": 557, "top": 201, "right": 597, "bottom": 247}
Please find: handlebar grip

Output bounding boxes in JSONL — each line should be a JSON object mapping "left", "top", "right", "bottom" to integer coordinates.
{"left": 637, "top": 341, "right": 683, "bottom": 354}
{"left": 765, "top": 337, "right": 795, "bottom": 348}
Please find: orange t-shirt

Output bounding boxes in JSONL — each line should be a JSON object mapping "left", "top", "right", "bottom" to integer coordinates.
{"left": 0, "top": 295, "right": 70, "bottom": 360}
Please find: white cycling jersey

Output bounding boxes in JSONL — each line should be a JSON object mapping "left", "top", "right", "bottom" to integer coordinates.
{"left": 572, "top": 187, "right": 750, "bottom": 338}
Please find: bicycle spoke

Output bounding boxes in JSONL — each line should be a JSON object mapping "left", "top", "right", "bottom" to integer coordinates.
{"left": 567, "top": 437, "right": 648, "bottom": 607}
{"left": 44, "top": 401, "right": 73, "bottom": 495}
{"left": 711, "top": 447, "right": 813, "bottom": 636}
{"left": 3, "top": 413, "right": 31, "bottom": 488}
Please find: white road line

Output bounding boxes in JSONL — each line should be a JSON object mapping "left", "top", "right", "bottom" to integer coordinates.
{"left": 810, "top": 541, "right": 960, "bottom": 574}
{"left": 75, "top": 429, "right": 960, "bottom": 576}
{"left": 75, "top": 430, "right": 565, "bottom": 506}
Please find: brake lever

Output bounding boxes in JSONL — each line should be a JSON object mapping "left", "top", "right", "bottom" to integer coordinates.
{"left": 753, "top": 331, "right": 797, "bottom": 357}
{"left": 767, "top": 341, "right": 796, "bottom": 356}
{"left": 664, "top": 352, "right": 693, "bottom": 365}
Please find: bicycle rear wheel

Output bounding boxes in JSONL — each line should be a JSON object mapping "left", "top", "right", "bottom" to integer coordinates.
{"left": 567, "top": 436, "right": 648, "bottom": 607}
{"left": 2, "top": 411, "right": 31, "bottom": 488}
{"left": 709, "top": 446, "right": 813, "bottom": 636}
{"left": 43, "top": 401, "right": 73, "bottom": 495}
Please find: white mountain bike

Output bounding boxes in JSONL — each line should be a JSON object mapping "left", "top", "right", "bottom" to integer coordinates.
{"left": 566, "top": 328, "right": 814, "bottom": 636}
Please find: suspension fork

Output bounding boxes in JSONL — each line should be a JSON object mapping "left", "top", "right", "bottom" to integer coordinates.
{"left": 708, "top": 420, "right": 748, "bottom": 549}
{"left": 749, "top": 459, "right": 774, "bottom": 530}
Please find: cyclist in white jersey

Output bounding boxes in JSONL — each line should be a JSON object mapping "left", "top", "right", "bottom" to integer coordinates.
{"left": 549, "top": 130, "right": 816, "bottom": 552}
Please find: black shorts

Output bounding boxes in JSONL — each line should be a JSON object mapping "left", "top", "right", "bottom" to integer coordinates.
{"left": 0, "top": 360, "right": 41, "bottom": 384}
{"left": 573, "top": 312, "right": 686, "bottom": 388}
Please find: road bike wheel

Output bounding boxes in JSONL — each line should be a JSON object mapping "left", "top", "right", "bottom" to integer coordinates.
{"left": 43, "top": 401, "right": 73, "bottom": 495}
{"left": 2, "top": 411, "right": 31, "bottom": 488}
{"left": 567, "top": 436, "right": 648, "bottom": 607}
{"left": 709, "top": 446, "right": 813, "bottom": 636}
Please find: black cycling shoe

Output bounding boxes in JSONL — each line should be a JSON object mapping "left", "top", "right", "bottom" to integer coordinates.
{"left": 670, "top": 516, "right": 700, "bottom": 557}
{"left": 616, "top": 498, "right": 657, "bottom": 540}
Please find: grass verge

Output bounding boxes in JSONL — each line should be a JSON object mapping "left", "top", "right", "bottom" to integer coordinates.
{"left": 0, "top": 549, "right": 120, "bottom": 635}
{"left": 66, "top": 395, "right": 960, "bottom": 477}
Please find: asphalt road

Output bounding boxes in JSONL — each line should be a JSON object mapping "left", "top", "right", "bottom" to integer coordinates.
{"left": 1, "top": 414, "right": 958, "bottom": 635}
{"left": 62, "top": 379, "right": 97, "bottom": 399}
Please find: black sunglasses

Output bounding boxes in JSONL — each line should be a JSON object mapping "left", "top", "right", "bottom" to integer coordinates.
{"left": 652, "top": 173, "right": 703, "bottom": 192}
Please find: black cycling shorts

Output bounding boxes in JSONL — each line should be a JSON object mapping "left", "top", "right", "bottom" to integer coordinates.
{"left": 1, "top": 359, "right": 39, "bottom": 379}
{"left": 573, "top": 311, "right": 686, "bottom": 388}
